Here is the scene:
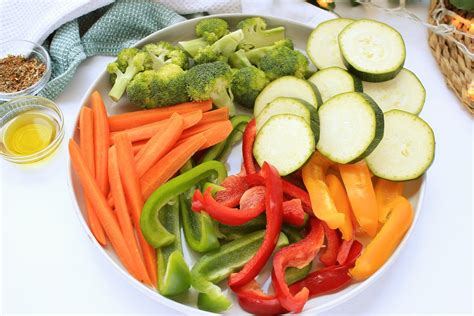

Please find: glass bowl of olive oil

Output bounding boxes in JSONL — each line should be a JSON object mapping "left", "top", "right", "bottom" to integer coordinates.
{"left": 0, "top": 96, "right": 64, "bottom": 163}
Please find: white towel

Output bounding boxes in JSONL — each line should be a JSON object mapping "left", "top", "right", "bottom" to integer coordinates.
{"left": 0, "top": 0, "right": 331, "bottom": 45}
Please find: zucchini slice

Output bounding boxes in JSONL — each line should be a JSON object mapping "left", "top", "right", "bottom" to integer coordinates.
{"left": 256, "top": 97, "right": 319, "bottom": 143}
{"left": 339, "top": 19, "right": 406, "bottom": 82}
{"left": 254, "top": 76, "right": 321, "bottom": 117}
{"left": 308, "top": 67, "right": 362, "bottom": 103}
{"left": 317, "top": 92, "right": 384, "bottom": 163}
{"left": 366, "top": 110, "right": 435, "bottom": 181}
{"left": 254, "top": 114, "right": 315, "bottom": 176}
{"left": 362, "top": 68, "right": 425, "bottom": 114}
{"left": 306, "top": 18, "right": 354, "bottom": 69}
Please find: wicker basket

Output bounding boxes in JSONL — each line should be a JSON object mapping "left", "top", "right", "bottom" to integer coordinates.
{"left": 428, "top": 0, "right": 473, "bottom": 114}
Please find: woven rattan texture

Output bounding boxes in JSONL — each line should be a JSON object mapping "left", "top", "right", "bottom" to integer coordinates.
{"left": 428, "top": 0, "right": 473, "bottom": 114}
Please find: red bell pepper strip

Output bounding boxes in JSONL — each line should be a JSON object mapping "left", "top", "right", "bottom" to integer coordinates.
{"left": 245, "top": 173, "right": 312, "bottom": 213}
{"left": 337, "top": 239, "right": 355, "bottom": 265}
{"left": 291, "top": 240, "right": 363, "bottom": 298}
{"left": 214, "top": 175, "right": 249, "bottom": 207}
{"left": 240, "top": 186, "right": 306, "bottom": 226}
{"left": 242, "top": 118, "right": 258, "bottom": 174}
{"left": 228, "top": 162, "right": 283, "bottom": 288}
{"left": 272, "top": 218, "right": 324, "bottom": 313}
{"left": 319, "top": 222, "right": 341, "bottom": 267}
{"left": 234, "top": 241, "right": 363, "bottom": 314}
{"left": 282, "top": 180, "right": 312, "bottom": 212}
{"left": 233, "top": 280, "right": 287, "bottom": 315}
{"left": 282, "top": 199, "right": 306, "bottom": 226}
{"left": 192, "top": 189, "right": 265, "bottom": 225}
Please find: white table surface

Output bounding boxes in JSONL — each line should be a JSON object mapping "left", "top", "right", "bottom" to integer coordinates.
{"left": 2, "top": 1, "right": 472, "bottom": 315}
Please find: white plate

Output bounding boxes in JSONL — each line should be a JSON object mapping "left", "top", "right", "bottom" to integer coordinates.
{"left": 68, "top": 13, "right": 426, "bottom": 315}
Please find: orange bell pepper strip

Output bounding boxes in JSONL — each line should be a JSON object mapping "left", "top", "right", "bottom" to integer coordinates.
{"left": 350, "top": 196, "right": 414, "bottom": 280}
{"left": 325, "top": 174, "right": 355, "bottom": 241}
{"left": 374, "top": 178, "right": 404, "bottom": 223}
{"left": 302, "top": 152, "right": 344, "bottom": 229}
{"left": 338, "top": 161, "right": 378, "bottom": 237}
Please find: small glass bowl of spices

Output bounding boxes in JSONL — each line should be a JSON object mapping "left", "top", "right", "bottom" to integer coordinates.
{"left": 0, "top": 96, "right": 64, "bottom": 163}
{"left": 0, "top": 40, "right": 51, "bottom": 101}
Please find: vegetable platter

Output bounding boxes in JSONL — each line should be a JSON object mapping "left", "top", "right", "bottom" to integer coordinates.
{"left": 68, "top": 14, "right": 430, "bottom": 315}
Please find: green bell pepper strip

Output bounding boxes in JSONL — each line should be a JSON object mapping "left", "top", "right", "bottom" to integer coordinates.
{"left": 180, "top": 194, "right": 221, "bottom": 253}
{"left": 156, "top": 198, "right": 191, "bottom": 296}
{"left": 141, "top": 160, "right": 227, "bottom": 248}
{"left": 191, "top": 230, "right": 289, "bottom": 312}
{"left": 217, "top": 115, "right": 250, "bottom": 161}
{"left": 201, "top": 115, "right": 251, "bottom": 163}
{"left": 218, "top": 215, "right": 267, "bottom": 240}
{"left": 201, "top": 140, "right": 226, "bottom": 162}
{"left": 282, "top": 224, "right": 313, "bottom": 285}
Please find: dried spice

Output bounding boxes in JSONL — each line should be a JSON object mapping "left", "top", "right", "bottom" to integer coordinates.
{"left": 0, "top": 55, "right": 46, "bottom": 93}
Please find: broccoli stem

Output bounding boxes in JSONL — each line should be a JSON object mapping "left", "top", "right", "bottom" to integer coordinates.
{"left": 178, "top": 38, "right": 208, "bottom": 57}
{"left": 109, "top": 66, "right": 139, "bottom": 102}
{"left": 149, "top": 54, "right": 167, "bottom": 70}
{"left": 228, "top": 50, "right": 252, "bottom": 69}
{"left": 210, "top": 88, "right": 235, "bottom": 116}
{"left": 212, "top": 30, "right": 244, "bottom": 56}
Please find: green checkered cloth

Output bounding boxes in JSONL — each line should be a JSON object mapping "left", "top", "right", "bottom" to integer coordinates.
{"left": 38, "top": 0, "right": 185, "bottom": 100}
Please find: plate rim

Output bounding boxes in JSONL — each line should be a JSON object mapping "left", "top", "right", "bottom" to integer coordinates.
{"left": 66, "top": 12, "right": 427, "bottom": 315}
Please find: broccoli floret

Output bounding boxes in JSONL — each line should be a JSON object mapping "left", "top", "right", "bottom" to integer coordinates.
{"left": 143, "top": 41, "right": 189, "bottom": 70}
{"left": 196, "top": 18, "right": 229, "bottom": 43}
{"left": 257, "top": 46, "right": 309, "bottom": 81}
{"left": 178, "top": 18, "right": 229, "bottom": 56}
{"left": 125, "top": 70, "right": 157, "bottom": 108}
{"left": 237, "top": 17, "right": 286, "bottom": 51}
{"left": 193, "top": 30, "right": 244, "bottom": 65}
{"left": 245, "top": 39, "right": 294, "bottom": 65}
{"left": 185, "top": 61, "right": 236, "bottom": 115}
{"left": 231, "top": 66, "right": 269, "bottom": 108}
{"left": 193, "top": 46, "right": 228, "bottom": 64}
{"left": 228, "top": 49, "right": 252, "bottom": 69}
{"left": 107, "top": 48, "right": 150, "bottom": 102}
{"left": 151, "top": 64, "right": 189, "bottom": 107}
{"left": 126, "top": 64, "right": 188, "bottom": 109}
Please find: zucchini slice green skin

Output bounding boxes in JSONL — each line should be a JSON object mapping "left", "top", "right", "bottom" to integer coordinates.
{"left": 366, "top": 110, "right": 435, "bottom": 181}
{"left": 306, "top": 18, "right": 354, "bottom": 70}
{"left": 254, "top": 76, "right": 321, "bottom": 117}
{"left": 308, "top": 66, "right": 363, "bottom": 103}
{"left": 254, "top": 114, "right": 315, "bottom": 176}
{"left": 317, "top": 92, "right": 384, "bottom": 164}
{"left": 338, "top": 19, "right": 406, "bottom": 82}
{"left": 362, "top": 68, "right": 426, "bottom": 115}
{"left": 256, "top": 97, "right": 320, "bottom": 144}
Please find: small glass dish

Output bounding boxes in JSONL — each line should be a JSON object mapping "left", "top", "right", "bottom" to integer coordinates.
{"left": 0, "top": 96, "right": 64, "bottom": 164}
{"left": 0, "top": 40, "right": 51, "bottom": 101}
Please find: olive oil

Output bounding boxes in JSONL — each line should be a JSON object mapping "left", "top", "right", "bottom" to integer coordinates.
{"left": 3, "top": 110, "right": 58, "bottom": 156}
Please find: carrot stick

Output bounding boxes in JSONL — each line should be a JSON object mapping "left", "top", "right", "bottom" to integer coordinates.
{"left": 114, "top": 133, "right": 157, "bottom": 286}
{"left": 325, "top": 174, "right": 355, "bottom": 241}
{"left": 176, "top": 120, "right": 233, "bottom": 150}
{"left": 140, "top": 133, "right": 207, "bottom": 199}
{"left": 109, "top": 110, "right": 202, "bottom": 144}
{"left": 198, "top": 107, "right": 229, "bottom": 125}
{"left": 135, "top": 113, "right": 184, "bottom": 177}
{"left": 132, "top": 140, "right": 147, "bottom": 155}
{"left": 374, "top": 178, "right": 404, "bottom": 223}
{"left": 108, "top": 100, "right": 212, "bottom": 132}
{"left": 108, "top": 147, "right": 151, "bottom": 285}
{"left": 91, "top": 91, "right": 110, "bottom": 196}
{"left": 180, "top": 120, "right": 229, "bottom": 139}
{"left": 80, "top": 107, "right": 107, "bottom": 246}
{"left": 69, "top": 139, "right": 138, "bottom": 278}
{"left": 339, "top": 161, "right": 379, "bottom": 237}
